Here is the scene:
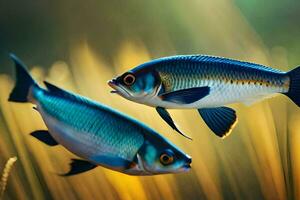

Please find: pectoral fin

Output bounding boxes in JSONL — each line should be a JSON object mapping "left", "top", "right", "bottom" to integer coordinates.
{"left": 159, "top": 86, "right": 210, "bottom": 104}
{"left": 198, "top": 107, "right": 237, "bottom": 138}
{"left": 156, "top": 107, "right": 192, "bottom": 140}
{"left": 60, "top": 159, "right": 97, "bottom": 176}
{"left": 30, "top": 130, "right": 59, "bottom": 146}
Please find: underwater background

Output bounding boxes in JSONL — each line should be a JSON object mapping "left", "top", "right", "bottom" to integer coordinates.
{"left": 1, "top": 0, "right": 300, "bottom": 199}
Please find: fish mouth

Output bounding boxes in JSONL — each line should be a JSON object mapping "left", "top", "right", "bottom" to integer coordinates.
{"left": 107, "top": 80, "right": 119, "bottom": 94}
{"left": 107, "top": 79, "right": 131, "bottom": 97}
{"left": 184, "top": 163, "right": 191, "bottom": 169}
{"left": 110, "top": 90, "right": 119, "bottom": 94}
{"left": 179, "top": 163, "right": 191, "bottom": 173}
{"left": 182, "top": 156, "right": 192, "bottom": 171}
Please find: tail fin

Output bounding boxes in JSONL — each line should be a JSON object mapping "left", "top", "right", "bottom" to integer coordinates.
{"left": 8, "top": 54, "right": 38, "bottom": 103}
{"left": 285, "top": 66, "right": 300, "bottom": 107}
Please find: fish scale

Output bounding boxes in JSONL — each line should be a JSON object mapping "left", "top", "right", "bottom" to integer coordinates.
{"left": 35, "top": 90, "right": 144, "bottom": 161}
{"left": 153, "top": 55, "right": 289, "bottom": 107}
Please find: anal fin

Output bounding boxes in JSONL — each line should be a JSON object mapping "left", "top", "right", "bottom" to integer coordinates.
{"left": 60, "top": 159, "right": 97, "bottom": 176}
{"left": 198, "top": 107, "right": 237, "bottom": 138}
{"left": 30, "top": 130, "right": 59, "bottom": 146}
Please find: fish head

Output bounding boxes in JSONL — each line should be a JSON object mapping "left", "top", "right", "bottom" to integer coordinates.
{"left": 131, "top": 138, "right": 191, "bottom": 175}
{"left": 108, "top": 67, "right": 162, "bottom": 102}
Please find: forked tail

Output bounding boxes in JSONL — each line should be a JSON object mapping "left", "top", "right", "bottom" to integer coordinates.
{"left": 8, "top": 54, "right": 39, "bottom": 103}
{"left": 285, "top": 66, "right": 300, "bottom": 107}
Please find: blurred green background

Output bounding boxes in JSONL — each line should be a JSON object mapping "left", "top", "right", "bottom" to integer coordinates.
{"left": 1, "top": 0, "right": 300, "bottom": 71}
{"left": 1, "top": 0, "right": 300, "bottom": 199}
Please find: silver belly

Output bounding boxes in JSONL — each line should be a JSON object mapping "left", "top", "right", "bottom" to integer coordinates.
{"left": 144, "top": 83, "right": 284, "bottom": 108}
{"left": 37, "top": 105, "right": 111, "bottom": 165}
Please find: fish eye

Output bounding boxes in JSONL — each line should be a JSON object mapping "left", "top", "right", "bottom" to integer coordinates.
{"left": 123, "top": 73, "right": 136, "bottom": 86}
{"left": 159, "top": 152, "right": 174, "bottom": 165}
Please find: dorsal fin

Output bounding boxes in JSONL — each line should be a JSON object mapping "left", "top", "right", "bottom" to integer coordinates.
{"left": 43, "top": 81, "right": 91, "bottom": 105}
{"left": 44, "top": 81, "right": 65, "bottom": 94}
{"left": 43, "top": 81, "right": 75, "bottom": 98}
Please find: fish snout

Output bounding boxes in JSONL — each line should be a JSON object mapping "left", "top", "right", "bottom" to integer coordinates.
{"left": 187, "top": 156, "right": 192, "bottom": 164}
{"left": 184, "top": 155, "right": 192, "bottom": 169}
{"left": 107, "top": 78, "right": 116, "bottom": 87}
{"left": 107, "top": 79, "right": 119, "bottom": 94}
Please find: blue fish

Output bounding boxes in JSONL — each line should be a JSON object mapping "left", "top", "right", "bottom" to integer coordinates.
{"left": 108, "top": 55, "right": 300, "bottom": 139}
{"left": 8, "top": 54, "right": 191, "bottom": 176}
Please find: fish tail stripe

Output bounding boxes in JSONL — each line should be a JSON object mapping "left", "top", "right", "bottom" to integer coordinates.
{"left": 8, "top": 54, "right": 40, "bottom": 103}
{"left": 285, "top": 66, "right": 300, "bottom": 107}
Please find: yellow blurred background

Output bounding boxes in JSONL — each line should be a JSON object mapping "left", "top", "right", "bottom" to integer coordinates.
{"left": 1, "top": 0, "right": 300, "bottom": 199}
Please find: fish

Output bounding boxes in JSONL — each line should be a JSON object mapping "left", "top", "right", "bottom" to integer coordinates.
{"left": 8, "top": 54, "right": 191, "bottom": 176}
{"left": 108, "top": 55, "right": 300, "bottom": 139}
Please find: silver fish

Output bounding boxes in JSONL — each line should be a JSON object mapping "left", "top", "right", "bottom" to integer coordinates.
{"left": 8, "top": 54, "right": 191, "bottom": 176}
{"left": 108, "top": 55, "right": 300, "bottom": 138}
